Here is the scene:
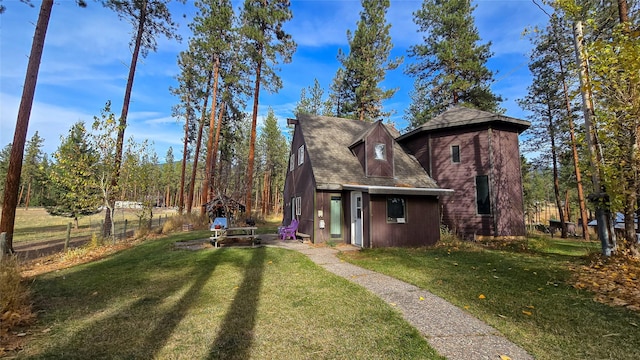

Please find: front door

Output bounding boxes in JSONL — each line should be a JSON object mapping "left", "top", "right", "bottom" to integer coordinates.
{"left": 351, "top": 192, "right": 363, "bottom": 247}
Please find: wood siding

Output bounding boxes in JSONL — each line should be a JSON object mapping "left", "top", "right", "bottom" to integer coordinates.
{"left": 492, "top": 129, "right": 526, "bottom": 237}
{"left": 282, "top": 124, "right": 316, "bottom": 237}
{"left": 369, "top": 195, "right": 440, "bottom": 247}
{"left": 314, "top": 191, "right": 348, "bottom": 244}
{"left": 401, "top": 135, "right": 431, "bottom": 175}
{"left": 365, "top": 124, "right": 394, "bottom": 178}
{"left": 423, "top": 126, "right": 526, "bottom": 239}
{"left": 430, "top": 129, "right": 493, "bottom": 238}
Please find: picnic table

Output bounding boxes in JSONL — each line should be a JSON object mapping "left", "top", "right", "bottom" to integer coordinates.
{"left": 210, "top": 226, "right": 259, "bottom": 248}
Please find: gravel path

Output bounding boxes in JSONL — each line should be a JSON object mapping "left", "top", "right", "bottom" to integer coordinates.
{"left": 271, "top": 238, "right": 534, "bottom": 360}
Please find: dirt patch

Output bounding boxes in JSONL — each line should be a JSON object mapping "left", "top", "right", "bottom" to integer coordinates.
{"left": 174, "top": 239, "right": 213, "bottom": 251}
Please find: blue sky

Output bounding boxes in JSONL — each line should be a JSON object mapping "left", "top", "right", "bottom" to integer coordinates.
{"left": 1, "top": 0, "right": 549, "bottom": 159}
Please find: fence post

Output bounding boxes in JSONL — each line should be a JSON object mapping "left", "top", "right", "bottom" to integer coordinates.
{"left": 64, "top": 222, "right": 71, "bottom": 252}
{"left": 123, "top": 219, "right": 128, "bottom": 239}
{"left": 0, "top": 232, "right": 6, "bottom": 262}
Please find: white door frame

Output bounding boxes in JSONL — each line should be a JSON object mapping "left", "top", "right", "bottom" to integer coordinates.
{"left": 351, "top": 192, "right": 363, "bottom": 247}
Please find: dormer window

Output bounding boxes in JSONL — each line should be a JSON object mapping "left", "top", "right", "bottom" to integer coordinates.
{"left": 374, "top": 143, "right": 386, "bottom": 160}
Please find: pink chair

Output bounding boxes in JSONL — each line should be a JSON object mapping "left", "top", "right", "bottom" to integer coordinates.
{"left": 278, "top": 219, "right": 299, "bottom": 240}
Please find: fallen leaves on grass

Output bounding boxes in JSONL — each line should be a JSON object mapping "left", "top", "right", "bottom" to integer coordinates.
{"left": 478, "top": 294, "right": 486, "bottom": 299}
{"left": 570, "top": 254, "right": 640, "bottom": 312}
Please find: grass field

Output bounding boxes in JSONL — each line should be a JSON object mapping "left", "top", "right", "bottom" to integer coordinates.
{"left": 339, "top": 237, "right": 640, "bottom": 360}
{"left": 19, "top": 231, "right": 443, "bottom": 359}
{"left": 4, "top": 207, "right": 178, "bottom": 245}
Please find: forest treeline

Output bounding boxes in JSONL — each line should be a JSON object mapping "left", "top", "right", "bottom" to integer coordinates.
{"left": 1, "top": 0, "right": 638, "bottom": 256}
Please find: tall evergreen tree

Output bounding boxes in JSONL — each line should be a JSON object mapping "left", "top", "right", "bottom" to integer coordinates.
{"left": 335, "top": 0, "right": 401, "bottom": 121}
{"left": 0, "top": 143, "right": 11, "bottom": 202}
{"left": 295, "top": 78, "right": 331, "bottom": 116}
{"left": 47, "top": 122, "right": 101, "bottom": 229}
{"left": 188, "top": 0, "right": 236, "bottom": 206}
{"left": 102, "top": 0, "right": 180, "bottom": 234}
{"left": 406, "top": 0, "right": 502, "bottom": 125}
{"left": 1, "top": 0, "right": 89, "bottom": 252}
{"left": 327, "top": 68, "right": 348, "bottom": 117}
{"left": 21, "top": 131, "right": 45, "bottom": 209}
{"left": 239, "top": 0, "right": 296, "bottom": 217}
{"left": 258, "top": 109, "right": 288, "bottom": 215}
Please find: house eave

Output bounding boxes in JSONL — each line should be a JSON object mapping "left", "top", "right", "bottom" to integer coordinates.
{"left": 342, "top": 184, "right": 454, "bottom": 196}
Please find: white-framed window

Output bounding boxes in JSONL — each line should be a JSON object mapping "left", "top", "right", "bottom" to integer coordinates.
{"left": 374, "top": 143, "right": 386, "bottom": 160}
{"left": 387, "top": 196, "right": 406, "bottom": 223}
{"left": 295, "top": 196, "right": 302, "bottom": 216}
{"left": 290, "top": 153, "right": 295, "bottom": 171}
{"left": 298, "top": 145, "right": 305, "bottom": 165}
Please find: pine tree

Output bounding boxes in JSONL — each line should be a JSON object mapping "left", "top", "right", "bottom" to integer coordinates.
{"left": 21, "top": 131, "right": 45, "bottom": 209}
{"left": 239, "top": 0, "right": 296, "bottom": 217}
{"left": 406, "top": 0, "right": 502, "bottom": 125}
{"left": 258, "top": 109, "right": 288, "bottom": 215}
{"left": 295, "top": 78, "right": 331, "bottom": 116}
{"left": 102, "top": 0, "right": 180, "bottom": 234}
{"left": 335, "top": 0, "right": 401, "bottom": 121}
{"left": 47, "top": 122, "right": 101, "bottom": 229}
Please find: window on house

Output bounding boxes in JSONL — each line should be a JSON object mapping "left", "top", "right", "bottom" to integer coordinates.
{"left": 330, "top": 196, "right": 342, "bottom": 238}
{"left": 476, "top": 175, "right": 491, "bottom": 215}
{"left": 374, "top": 143, "right": 386, "bottom": 160}
{"left": 290, "top": 153, "right": 295, "bottom": 171}
{"left": 387, "top": 196, "right": 406, "bottom": 223}
{"left": 297, "top": 145, "right": 305, "bottom": 166}
{"left": 451, "top": 145, "right": 460, "bottom": 163}
{"left": 295, "top": 196, "right": 302, "bottom": 216}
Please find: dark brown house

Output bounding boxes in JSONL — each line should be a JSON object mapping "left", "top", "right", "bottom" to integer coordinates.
{"left": 397, "top": 106, "right": 530, "bottom": 240}
{"left": 283, "top": 106, "right": 529, "bottom": 246}
{"left": 283, "top": 114, "right": 452, "bottom": 247}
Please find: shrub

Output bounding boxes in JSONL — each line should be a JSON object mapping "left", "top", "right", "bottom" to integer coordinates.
{"left": 161, "top": 213, "right": 208, "bottom": 234}
{"left": 0, "top": 256, "right": 34, "bottom": 338}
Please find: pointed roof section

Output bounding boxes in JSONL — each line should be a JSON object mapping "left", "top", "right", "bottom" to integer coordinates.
{"left": 296, "top": 114, "right": 441, "bottom": 191}
{"left": 397, "top": 106, "right": 530, "bottom": 141}
{"left": 348, "top": 120, "right": 397, "bottom": 149}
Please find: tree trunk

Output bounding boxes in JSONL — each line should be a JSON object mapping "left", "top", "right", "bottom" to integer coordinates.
{"left": 548, "top": 105, "right": 567, "bottom": 238}
{"left": 246, "top": 51, "right": 263, "bottom": 218}
{"left": 573, "top": 20, "right": 614, "bottom": 255}
{"left": 617, "top": 0, "right": 629, "bottom": 23}
{"left": 104, "top": 0, "right": 147, "bottom": 237}
{"left": 25, "top": 181, "right": 31, "bottom": 210}
{"left": 211, "top": 101, "right": 225, "bottom": 191}
{"left": 17, "top": 184, "right": 24, "bottom": 208}
{"left": 0, "top": 0, "right": 53, "bottom": 253}
{"left": 202, "top": 58, "right": 221, "bottom": 205}
{"left": 179, "top": 112, "right": 190, "bottom": 214}
{"left": 187, "top": 89, "right": 209, "bottom": 214}
{"left": 554, "top": 21, "right": 589, "bottom": 240}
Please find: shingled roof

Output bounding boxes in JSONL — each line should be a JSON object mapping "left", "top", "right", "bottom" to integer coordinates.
{"left": 397, "top": 105, "right": 530, "bottom": 141}
{"left": 296, "top": 114, "right": 443, "bottom": 193}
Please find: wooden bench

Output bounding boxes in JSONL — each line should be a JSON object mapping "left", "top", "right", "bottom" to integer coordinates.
{"left": 211, "top": 227, "right": 259, "bottom": 248}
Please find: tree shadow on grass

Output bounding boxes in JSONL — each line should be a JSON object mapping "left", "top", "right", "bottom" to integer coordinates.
{"left": 207, "top": 246, "right": 266, "bottom": 359}
{"left": 28, "top": 239, "right": 264, "bottom": 359}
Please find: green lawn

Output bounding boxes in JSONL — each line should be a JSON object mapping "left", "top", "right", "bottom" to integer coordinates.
{"left": 7, "top": 207, "right": 177, "bottom": 245}
{"left": 20, "top": 231, "right": 442, "bottom": 360}
{"left": 339, "top": 238, "right": 640, "bottom": 360}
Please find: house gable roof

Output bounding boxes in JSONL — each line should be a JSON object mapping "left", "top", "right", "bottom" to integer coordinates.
{"left": 296, "top": 114, "right": 441, "bottom": 191}
{"left": 397, "top": 106, "right": 530, "bottom": 142}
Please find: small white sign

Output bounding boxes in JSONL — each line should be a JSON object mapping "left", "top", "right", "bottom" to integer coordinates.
{"left": 397, "top": 218, "right": 405, "bottom": 223}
